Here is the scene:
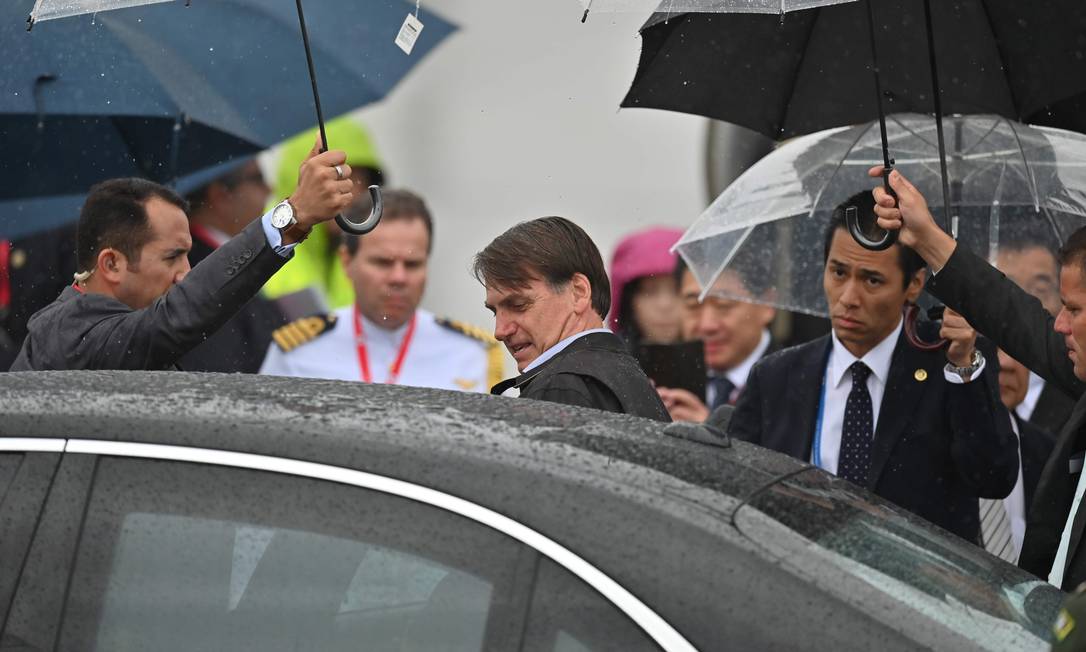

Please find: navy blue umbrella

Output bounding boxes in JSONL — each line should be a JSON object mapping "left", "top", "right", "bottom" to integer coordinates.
{"left": 0, "top": 0, "right": 456, "bottom": 239}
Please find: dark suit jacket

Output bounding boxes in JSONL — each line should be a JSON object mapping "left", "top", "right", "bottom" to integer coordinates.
{"left": 10, "top": 218, "right": 287, "bottom": 371}
{"left": 178, "top": 233, "right": 284, "bottom": 373}
{"left": 1017, "top": 413, "right": 1057, "bottom": 510}
{"left": 728, "top": 329, "right": 1019, "bottom": 542}
{"left": 1030, "top": 381, "right": 1077, "bottom": 436}
{"left": 492, "top": 332, "right": 671, "bottom": 422}
{"left": 927, "top": 246, "right": 1086, "bottom": 587}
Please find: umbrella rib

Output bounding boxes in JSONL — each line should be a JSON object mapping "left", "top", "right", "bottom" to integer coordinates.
{"left": 1004, "top": 117, "right": 1042, "bottom": 212}
{"left": 773, "top": 8, "right": 822, "bottom": 138}
{"left": 807, "top": 123, "right": 870, "bottom": 220}
{"left": 959, "top": 118, "right": 1000, "bottom": 158}
{"left": 974, "top": 0, "right": 1021, "bottom": 117}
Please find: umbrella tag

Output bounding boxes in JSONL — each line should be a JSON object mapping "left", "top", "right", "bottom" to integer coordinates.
{"left": 395, "top": 13, "right": 425, "bottom": 55}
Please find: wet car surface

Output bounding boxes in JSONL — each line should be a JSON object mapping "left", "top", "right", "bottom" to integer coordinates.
{"left": 0, "top": 371, "right": 1063, "bottom": 651}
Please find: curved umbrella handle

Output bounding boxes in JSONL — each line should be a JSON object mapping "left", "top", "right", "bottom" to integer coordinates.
{"left": 846, "top": 165, "right": 899, "bottom": 251}
{"left": 904, "top": 303, "right": 948, "bottom": 351}
{"left": 335, "top": 185, "right": 383, "bottom": 235}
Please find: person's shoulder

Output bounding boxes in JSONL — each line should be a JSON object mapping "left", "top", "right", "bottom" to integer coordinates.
{"left": 756, "top": 335, "right": 828, "bottom": 372}
{"left": 271, "top": 312, "right": 339, "bottom": 354}
{"left": 431, "top": 313, "right": 500, "bottom": 350}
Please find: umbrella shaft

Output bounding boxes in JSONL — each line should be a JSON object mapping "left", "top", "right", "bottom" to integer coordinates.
{"left": 295, "top": 0, "right": 329, "bottom": 153}
{"left": 863, "top": 0, "right": 891, "bottom": 171}
{"left": 922, "top": 0, "right": 953, "bottom": 234}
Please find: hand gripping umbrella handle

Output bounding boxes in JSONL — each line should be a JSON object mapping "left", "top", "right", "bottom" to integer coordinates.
{"left": 846, "top": 164, "right": 899, "bottom": 251}
{"left": 904, "top": 303, "right": 948, "bottom": 350}
{"left": 335, "top": 185, "right": 383, "bottom": 235}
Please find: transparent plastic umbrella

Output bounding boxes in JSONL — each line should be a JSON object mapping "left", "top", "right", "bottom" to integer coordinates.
{"left": 577, "top": 0, "right": 854, "bottom": 17}
{"left": 676, "top": 113, "right": 1086, "bottom": 317}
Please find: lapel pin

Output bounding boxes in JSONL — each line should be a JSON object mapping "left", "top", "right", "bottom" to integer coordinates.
{"left": 914, "top": 369, "right": 928, "bottom": 382}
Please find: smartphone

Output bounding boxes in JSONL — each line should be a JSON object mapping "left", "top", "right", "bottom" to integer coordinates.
{"left": 635, "top": 341, "right": 706, "bottom": 401}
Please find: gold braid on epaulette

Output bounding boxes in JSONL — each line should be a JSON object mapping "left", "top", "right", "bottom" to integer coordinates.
{"left": 272, "top": 314, "right": 337, "bottom": 353}
{"left": 435, "top": 317, "right": 499, "bottom": 346}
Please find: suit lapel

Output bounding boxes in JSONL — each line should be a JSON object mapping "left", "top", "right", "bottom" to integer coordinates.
{"left": 784, "top": 337, "right": 831, "bottom": 461}
{"left": 867, "top": 332, "right": 934, "bottom": 490}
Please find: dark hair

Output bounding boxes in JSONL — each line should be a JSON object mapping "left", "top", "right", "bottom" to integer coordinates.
{"left": 343, "top": 188, "right": 433, "bottom": 256}
{"left": 1058, "top": 226, "right": 1086, "bottom": 273}
{"left": 997, "top": 217, "right": 1060, "bottom": 258}
{"left": 184, "top": 162, "right": 262, "bottom": 214}
{"left": 823, "top": 190, "right": 925, "bottom": 288}
{"left": 672, "top": 242, "right": 773, "bottom": 296}
{"left": 76, "top": 178, "right": 188, "bottom": 272}
{"left": 473, "top": 216, "right": 611, "bottom": 319}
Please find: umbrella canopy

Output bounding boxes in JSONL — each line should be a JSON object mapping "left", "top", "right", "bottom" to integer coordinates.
{"left": 577, "top": 0, "right": 854, "bottom": 16}
{"left": 0, "top": 0, "right": 457, "bottom": 239}
{"left": 676, "top": 114, "right": 1086, "bottom": 316}
{"left": 622, "top": 1, "right": 1086, "bottom": 140}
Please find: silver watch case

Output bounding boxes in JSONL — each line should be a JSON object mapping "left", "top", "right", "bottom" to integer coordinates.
{"left": 271, "top": 200, "right": 297, "bottom": 230}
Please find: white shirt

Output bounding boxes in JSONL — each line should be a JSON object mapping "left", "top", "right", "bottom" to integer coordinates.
{"left": 1016, "top": 372, "right": 1045, "bottom": 422}
{"left": 706, "top": 329, "right": 771, "bottom": 408}
{"left": 523, "top": 328, "right": 612, "bottom": 373}
{"left": 259, "top": 307, "right": 500, "bottom": 392}
{"left": 1003, "top": 413, "right": 1028, "bottom": 554}
{"left": 814, "top": 319, "right": 902, "bottom": 475}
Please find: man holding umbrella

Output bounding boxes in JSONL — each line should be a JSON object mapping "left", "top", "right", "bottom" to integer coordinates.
{"left": 871, "top": 168, "right": 1086, "bottom": 590}
{"left": 10, "top": 142, "right": 353, "bottom": 371}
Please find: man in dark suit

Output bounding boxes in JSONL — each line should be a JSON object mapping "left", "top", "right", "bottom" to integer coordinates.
{"left": 656, "top": 257, "right": 776, "bottom": 421}
{"left": 871, "top": 167, "right": 1086, "bottom": 588}
{"left": 980, "top": 348, "right": 1058, "bottom": 563}
{"left": 180, "top": 159, "right": 285, "bottom": 373}
{"left": 728, "top": 191, "right": 1019, "bottom": 543}
{"left": 10, "top": 141, "right": 354, "bottom": 371}
{"left": 478, "top": 217, "right": 669, "bottom": 421}
{"left": 995, "top": 230, "right": 1077, "bottom": 435}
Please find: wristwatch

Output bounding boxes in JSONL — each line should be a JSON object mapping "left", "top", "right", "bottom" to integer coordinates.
{"left": 271, "top": 199, "right": 310, "bottom": 242}
{"left": 271, "top": 199, "right": 298, "bottom": 230}
{"left": 946, "top": 349, "right": 984, "bottom": 382}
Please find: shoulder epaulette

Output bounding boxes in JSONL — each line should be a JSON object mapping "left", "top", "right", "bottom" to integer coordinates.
{"left": 272, "top": 313, "right": 337, "bottom": 352}
{"left": 436, "top": 317, "right": 499, "bottom": 347}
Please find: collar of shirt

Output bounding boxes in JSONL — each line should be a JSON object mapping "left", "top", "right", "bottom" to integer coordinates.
{"left": 359, "top": 310, "right": 412, "bottom": 345}
{"left": 523, "top": 328, "right": 612, "bottom": 373}
{"left": 827, "top": 317, "right": 902, "bottom": 390}
{"left": 722, "top": 329, "right": 771, "bottom": 388}
{"left": 1016, "top": 372, "right": 1045, "bottom": 422}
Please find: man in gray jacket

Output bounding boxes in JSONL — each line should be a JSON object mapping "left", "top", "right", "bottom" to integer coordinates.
{"left": 11, "top": 142, "right": 353, "bottom": 371}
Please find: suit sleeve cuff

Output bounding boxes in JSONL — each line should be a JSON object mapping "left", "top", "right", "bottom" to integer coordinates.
{"left": 944, "top": 356, "right": 986, "bottom": 384}
{"left": 261, "top": 210, "right": 299, "bottom": 258}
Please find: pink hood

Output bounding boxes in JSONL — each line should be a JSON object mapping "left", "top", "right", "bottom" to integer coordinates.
{"left": 608, "top": 227, "right": 684, "bottom": 331}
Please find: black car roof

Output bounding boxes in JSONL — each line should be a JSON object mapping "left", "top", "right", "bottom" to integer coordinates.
{"left": 1, "top": 370, "right": 809, "bottom": 508}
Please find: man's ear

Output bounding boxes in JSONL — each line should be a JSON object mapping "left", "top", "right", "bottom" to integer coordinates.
{"left": 97, "top": 248, "right": 127, "bottom": 284}
{"left": 569, "top": 272, "right": 593, "bottom": 314}
{"left": 905, "top": 267, "right": 927, "bottom": 304}
{"left": 338, "top": 243, "right": 352, "bottom": 270}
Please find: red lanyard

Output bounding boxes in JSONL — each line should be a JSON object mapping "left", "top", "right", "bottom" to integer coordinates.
{"left": 353, "top": 307, "right": 416, "bottom": 384}
{"left": 190, "top": 224, "right": 225, "bottom": 250}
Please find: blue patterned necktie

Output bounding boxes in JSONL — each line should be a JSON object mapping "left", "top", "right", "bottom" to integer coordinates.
{"left": 708, "top": 376, "right": 737, "bottom": 410}
{"left": 838, "top": 361, "right": 873, "bottom": 486}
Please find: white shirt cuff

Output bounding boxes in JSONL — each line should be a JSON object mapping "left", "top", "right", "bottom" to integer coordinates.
{"left": 260, "top": 210, "right": 300, "bottom": 258}
{"left": 943, "top": 355, "right": 986, "bottom": 384}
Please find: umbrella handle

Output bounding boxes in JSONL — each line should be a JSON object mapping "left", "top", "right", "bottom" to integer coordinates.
{"left": 335, "top": 185, "right": 383, "bottom": 235}
{"left": 846, "top": 164, "right": 899, "bottom": 251}
{"left": 904, "top": 303, "right": 948, "bottom": 350}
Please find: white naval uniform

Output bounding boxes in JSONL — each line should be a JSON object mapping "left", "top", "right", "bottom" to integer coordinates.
{"left": 259, "top": 307, "right": 503, "bottom": 393}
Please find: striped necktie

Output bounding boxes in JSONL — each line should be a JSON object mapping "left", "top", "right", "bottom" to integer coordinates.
{"left": 708, "top": 376, "right": 737, "bottom": 410}
{"left": 979, "top": 498, "right": 1017, "bottom": 564}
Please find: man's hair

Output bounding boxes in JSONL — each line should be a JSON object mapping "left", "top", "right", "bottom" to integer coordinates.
{"left": 823, "top": 190, "right": 926, "bottom": 288}
{"left": 184, "top": 162, "right": 260, "bottom": 214}
{"left": 473, "top": 216, "right": 611, "bottom": 318}
{"left": 673, "top": 245, "right": 773, "bottom": 297}
{"left": 1058, "top": 226, "right": 1086, "bottom": 274}
{"left": 76, "top": 178, "right": 188, "bottom": 272}
{"left": 343, "top": 188, "right": 434, "bottom": 256}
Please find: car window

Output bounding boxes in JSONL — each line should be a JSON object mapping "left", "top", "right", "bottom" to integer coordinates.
{"left": 740, "top": 470, "right": 1062, "bottom": 646}
{"left": 523, "top": 557, "right": 660, "bottom": 652}
{"left": 55, "top": 456, "right": 529, "bottom": 651}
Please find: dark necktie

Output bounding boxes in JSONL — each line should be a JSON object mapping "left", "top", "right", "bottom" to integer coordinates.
{"left": 708, "top": 376, "right": 737, "bottom": 410}
{"left": 838, "top": 361, "right": 873, "bottom": 486}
